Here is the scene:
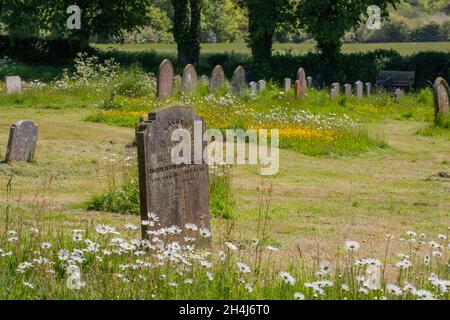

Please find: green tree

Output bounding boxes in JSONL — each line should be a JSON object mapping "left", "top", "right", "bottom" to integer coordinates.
{"left": 295, "top": 0, "right": 404, "bottom": 61}
{"left": 171, "top": 0, "right": 202, "bottom": 66}
{"left": 238, "top": 0, "right": 294, "bottom": 69}
{"left": 0, "top": 0, "right": 150, "bottom": 48}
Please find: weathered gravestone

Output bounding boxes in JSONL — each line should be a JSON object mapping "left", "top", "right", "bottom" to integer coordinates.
{"left": 355, "top": 81, "right": 363, "bottom": 98}
{"left": 258, "top": 80, "right": 266, "bottom": 93}
{"left": 181, "top": 64, "right": 198, "bottom": 94}
{"left": 331, "top": 83, "right": 340, "bottom": 99}
{"left": 315, "top": 74, "right": 324, "bottom": 89}
{"left": 433, "top": 77, "right": 450, "bottom": 117}
{"left": 174, "top": 75, "right": 182, "bottom": 94}
{"left": 6, "top": 76, "right": 22, "bottom": 94}
{"left": 231, "top": 66, "right": 246, "bottom": 96}
{"left": 210, "top": 65, "right": 225, "bottom": 92}
{"left": 4, "top": 120, "right": 38, "bottom": 163}
{"left": 307, "top": 76, "right": 314, "bottom": 89}
{"left": 296, "top": 68, "right": 308, "bottom": 96}
{"left": 283, "top": 78, "right": 291, "bottom": 92}
{"left": 344, "top": 84, "right": 352, "bottom": 96}
{"left": 365, "top": 82, "right": 372, "bottom": 96}
{"left": 394, "top": 88, "right": 404, "bottom": 101}
{"left": 136, "top": 106, "right": 211, "bottom": 242}
{"left": 200, "top": 75, "right": 210, "bottom": 88}
{"left": 157, "top": 60, "right": 174, "bottom": 99}
{"left": 249, "top": 81, "right": 258, "bottom": 95}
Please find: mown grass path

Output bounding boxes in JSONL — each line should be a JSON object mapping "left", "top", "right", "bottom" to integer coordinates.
{"left": 0, "top": 107, "right": 449, "bottom": 261}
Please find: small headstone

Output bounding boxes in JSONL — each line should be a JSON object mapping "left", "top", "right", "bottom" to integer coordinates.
{"left": 296, "top": 68, "right": 308, "bottom": 96}
{"left": 307, "top": 76, "right": 314, "bottom": 88}
{"left": 331, "top": 83, "right": 340, "bottom": 99}
{"left": 200, "top": 75, "right": 210, "bottom": 87}
{"left": 258, "top": 80, "right": 266, "bottom": 93}
{"left": 344, "top": 84, "right": 352, "bottom": 96}
{"left": 210, "top": 65, "right": 225, "bottom": 92}
{"left": 173, "top": 76, "right": 182, "bottom": 94}
{"left": 5, "top": 76, "right": 22, "bottom": 94}
{"left": 355, "top": 81, "right": 363, "bottom": 98}
{"left": 249, "top": 81, "right": 258, "bottom": 95}
{"left": 433, "top": 77, "right": 450, "bottom": 117}
{"left": 283, "top": 78, "right": 291, "bottom": 92}
{"left": 181, "top": 64, "right": 198, "bottom": 94}
{"left": 136, "top": 106, "right": 210, "bottom": 243}
{"left": 365, "top": 82, "right": 372, "bottom": 96}
{"left": 231, "top": 66, "right": 246, "bottom": 96}
{"left": 157, "top": 60, "right": 174, "bottom": 99}
{"left": 394, "top": 88, "right": 404, "bottom": 101}
{"left": 4, "top": 120, "right": 38, "bottom": 163}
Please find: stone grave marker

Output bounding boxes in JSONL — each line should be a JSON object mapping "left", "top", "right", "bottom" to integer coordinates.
{"left": 5, "top": 76, "right": 22, "bottom": 94}
{"left": 307, "top": 76, "right": 314, "bottom": 88}
{"left": 283, "top": 78, "right": 291, "bottom": 92}
{"left": 157, "top": 60, "right": 174, "bottom": 99}
{"left": 433, "top": 77, "right": 449, "bottom": 117}
{"left": 365, "top": 82, "right": 372, "bottom": 96}
{"left": 200, "top": 75, "right": 210, "bottom": 87}
{"left": 231, "top": 66, "right": 246, "bottom": 96}
{"left": 181, "top": 64, "right": 198, "bottom": 94}
{"left": 344, "top": 84, "right": 352, "bottom": 96}
{"left": 173, "top": 76, "right": 182, "bottom": 95}
{"left": 210, "top": 65, "right": 225, "bottom": 92}
{"left": 249, "top": 81, "right": 258, "bottom": 95}
{"left": 258, "top": 80, "right": 266, "bottom": 93}
{"left": 355, "top": 81, "right": 363, "bottom": 98}
{"left": 394, "top": 88, "right": 404, "bottom": 101}
{"left": 4, "top": 120, "right": 38, "bottom": 163}
{"left": 315, "top": 74, "right": 324, "bottom": 89}
{"left": 331, "top": 83, "right": 340, "bottom": 99}
{"left": 136, "top": 106, "right": 210, "bottom": 243}
{"left": 296, "top": 67, "right": 308, "bottom": 96}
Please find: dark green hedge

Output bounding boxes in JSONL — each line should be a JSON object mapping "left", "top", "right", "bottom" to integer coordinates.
{"left": 1, "top": 36, "right": 449, "bottom": 89}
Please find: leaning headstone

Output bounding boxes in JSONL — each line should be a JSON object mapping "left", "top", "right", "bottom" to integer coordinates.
{"left": 135, "top": 106, "right": 210, "bottom": 243}
{"left": 181, "top": 64, "right": 198, "bottom": 94}
{"left": 210, "top": 65, "right": 225, "bottom": 92}
{"left": 331, "top": 83, "right": 340, "bottom": 99}
{"left": 249, "top": 81, "right": 258, "bottom": 95}
{"left": 307, "top": 76, "right": 314, "bottom": 88}
{"left": 283, "top": 78, "right": 292, "bottom": 92}
{"left": 433, "top": 77, "right": 450, "bottom": 117}
{"left": 4, "top": 120, "right": 38, "bottom": 163}
{"left": 355, "top": 81, "right": 363, "bottom": 98}
{"left": 296, "top": 68, "right": 308, "bottom": 96}
{"left": 157, "top": 60, "right": 174, "bottom": 99}
{"left": 344, "top": 84, "right": 352, "bottom": 96}
{"left": 365, "top": 82, "right": 372, "bottom": 96}
{"left": 258, "top": 80, "right": 266, "bottom": 93}
{"left": 231, "top": 66, "right": 246, "bottom": 96}
{"left": 5, "top": 76, "right": 22, "bottom": 94}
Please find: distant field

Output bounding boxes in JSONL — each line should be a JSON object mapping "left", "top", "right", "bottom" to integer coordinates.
{"left": 94, "top": 42, "right": 450, "bottom": 55}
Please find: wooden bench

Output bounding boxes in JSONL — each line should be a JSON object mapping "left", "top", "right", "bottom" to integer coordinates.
{"left": 376, "top": 70, "right": 415, "bottom": 91}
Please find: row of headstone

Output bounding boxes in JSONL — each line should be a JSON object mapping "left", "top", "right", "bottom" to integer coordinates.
{"left": 1, "top": 120, "right": 38, "bottom": 163}
{"left": 249, "top": 80, "right": 267, "bottom": 95}
{"left": 157, "top": 60, "right": 229, "bottom": 99}
{"left": 330, "top": 81, "right": 373, "bottom": 99}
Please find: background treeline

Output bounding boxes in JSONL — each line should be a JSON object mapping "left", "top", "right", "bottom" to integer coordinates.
{"left": 113, "top": 0, "right": 450, "bottom": 44}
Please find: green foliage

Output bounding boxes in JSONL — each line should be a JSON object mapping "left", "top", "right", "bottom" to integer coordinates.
{"left": 209, "top": 165, "right": 236, "bottom": 220}
{"left": 295, "top": 0, "right": 404, "bottom": 61}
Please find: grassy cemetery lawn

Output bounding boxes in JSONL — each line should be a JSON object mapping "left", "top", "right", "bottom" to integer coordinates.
{"left": 0, "top": 55, "right": 449, "bottom": 299}
{"left": 94, "top": 42, "right": 450, "bottom": 55}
